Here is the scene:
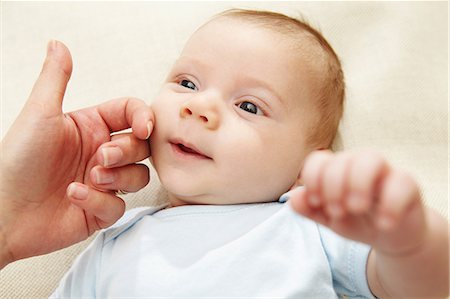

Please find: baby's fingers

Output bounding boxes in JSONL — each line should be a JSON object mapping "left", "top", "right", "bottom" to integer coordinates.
{"left": 96, "top": 97, "right": 154, "bottom": 140}
{"left": 347, "top": 151, "right": 389, "bottom": 213}
{"left": 321, "top": 152, "right": 352, "bottom": 218}
{"left": 97, "top": 133, "right": 150, "bottom": 168}
{"left": 301, "top": 150, "right": 333, "bottom": 207}
{"left": 67, "top": 182, "right": 126, "bottom": 230}
{"left": 377, "top": 170, "right": 421, "bottom": 230}
{"left": 289, "top": 187, "right": 329, "bottom": 227}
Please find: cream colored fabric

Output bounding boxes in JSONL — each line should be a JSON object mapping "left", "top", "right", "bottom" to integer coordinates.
{"left": 1, "top": 2, "right": 447, "bottom": 297}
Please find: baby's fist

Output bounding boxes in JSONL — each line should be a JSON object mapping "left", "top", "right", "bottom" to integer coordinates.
{"left": 290, "top": 150, "right": 426, "bottom": 254}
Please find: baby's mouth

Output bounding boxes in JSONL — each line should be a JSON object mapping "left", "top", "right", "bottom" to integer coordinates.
{"left": 178, "top": 143, "right": 200, "bottom": 155}
{"left": 170, "top": 140, "right": 212, "bottom": 160}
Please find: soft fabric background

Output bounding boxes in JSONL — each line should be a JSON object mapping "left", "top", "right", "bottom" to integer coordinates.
{"left": 1, "top": 2, "right": 448, "bottom": 297}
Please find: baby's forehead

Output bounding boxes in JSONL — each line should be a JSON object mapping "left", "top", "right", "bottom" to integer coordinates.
{"left": 196, "top": 15, "right": 329, "bottom": 73}
{"left": 188, "top": 17, "right": 322, "bottom": 66}
{"left": 211, "top": 15, "right": 323, "bottom": 49}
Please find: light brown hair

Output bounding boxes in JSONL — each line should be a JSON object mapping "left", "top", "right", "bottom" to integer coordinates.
{"left": 216, "top": 9, "right": 345, "bottom": 149}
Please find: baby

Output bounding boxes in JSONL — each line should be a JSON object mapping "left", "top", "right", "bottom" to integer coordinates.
{"left": 52, "top": 9, "right": 449, "bottom": 298}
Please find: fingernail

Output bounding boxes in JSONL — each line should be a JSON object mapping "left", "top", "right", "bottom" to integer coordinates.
{"left": 145, "top": 121, "right": 153, "bottom": 139}
{"left": 67, "top": 183, "right": 88, "bottom": 200}
{"left": 47, "top": 40, "right": 57, "bottom": 55}
{"left": 95, "top": 169, "right": 114, "bottom": 185}
{"left": 101, "top": 147, "right": 123, "bottom": 167}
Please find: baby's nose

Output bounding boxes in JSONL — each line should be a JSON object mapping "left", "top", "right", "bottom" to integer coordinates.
{"left": 180, "top": 101, "right": 219, "bottom": 130}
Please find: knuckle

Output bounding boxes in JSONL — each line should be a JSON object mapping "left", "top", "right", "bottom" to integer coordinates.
{"left": 303, "top": 151, "right": 332, "bottom": 176}
{"left": 137, "top": 164, "right": 150, "bottom": 184}
{"left": 117, "top": 164, "right": 150, "bottom": 191}
{"left": 392, "top": 170, "right": 420, "bottom": 197}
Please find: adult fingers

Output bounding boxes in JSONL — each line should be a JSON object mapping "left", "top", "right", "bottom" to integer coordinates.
{"left": 67, "top": 182, "right": 125, "bottom": 229}
{"left": 95, "top": 97, "right": 154, "bottom": 140}
{"left": 96, "top": 133, "right": 150, "bottom": 168}
{"left": 27, "top": 40, "right": 73, "bottom": 117}
{"left": 90, "top": 164, "right": 150, "bottom": 192}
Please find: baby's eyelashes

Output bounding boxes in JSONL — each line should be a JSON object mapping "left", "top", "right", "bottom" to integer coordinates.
{"left": 236, "top": 101, "right": 264, "bottom": 115}
{"left": 180, "top": 79, "right": 198, "bottom": 91}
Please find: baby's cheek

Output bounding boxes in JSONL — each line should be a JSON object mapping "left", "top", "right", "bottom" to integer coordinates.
{"left": 222, "top": 149, "right": 294, "bottom": 202}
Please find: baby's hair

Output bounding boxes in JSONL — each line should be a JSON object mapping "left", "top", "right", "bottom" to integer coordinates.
{"left": 215, "top": 9, "right": 345, "bottom": 149}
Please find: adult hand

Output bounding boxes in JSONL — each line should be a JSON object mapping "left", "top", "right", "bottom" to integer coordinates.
{"left": 0, "top": 40, "right": 153, "bottom": 268}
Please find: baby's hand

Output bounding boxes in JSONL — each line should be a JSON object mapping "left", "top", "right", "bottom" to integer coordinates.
{"left": 290, "top": 150, "right": 427, "bottom": 255}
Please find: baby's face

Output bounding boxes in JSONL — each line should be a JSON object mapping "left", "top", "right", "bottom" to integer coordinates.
{"left": 150, "top": 18, "right": 318, "bottom": 206}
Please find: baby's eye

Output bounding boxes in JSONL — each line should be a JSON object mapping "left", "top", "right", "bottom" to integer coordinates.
{"left": 179, "top": 79, "right": 197, "bottom": 91}
{"left": 237, "top": 101, "right": 263, "bottom": 115}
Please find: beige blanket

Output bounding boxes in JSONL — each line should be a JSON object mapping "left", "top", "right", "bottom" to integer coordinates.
{"left": 1, "top": 2, "right": 447, "bottom": 297}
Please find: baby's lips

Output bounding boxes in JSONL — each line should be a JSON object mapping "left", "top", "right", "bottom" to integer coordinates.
{"left": 170, "top": 138, "right": 213, "bottom": 160}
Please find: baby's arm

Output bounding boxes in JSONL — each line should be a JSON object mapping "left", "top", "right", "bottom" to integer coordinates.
{"left": 290, "top": 150, "right": 449, "bottom": 298}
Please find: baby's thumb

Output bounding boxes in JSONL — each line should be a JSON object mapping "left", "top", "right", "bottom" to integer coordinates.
{"left": 27, "top": 40, "right": 73, "bottom": 117}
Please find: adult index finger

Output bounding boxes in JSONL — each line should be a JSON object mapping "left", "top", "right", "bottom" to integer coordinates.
{"left": 96, "top": 133, "right": 150, "bottom": 168}
{"left": 95, "top": 97, "right": 154, "bottom": 140}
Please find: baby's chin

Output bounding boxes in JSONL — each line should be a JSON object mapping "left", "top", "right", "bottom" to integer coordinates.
{"left": 167, "top": 192, "right": 209, "bottom": 206}
{"left": 166, "top": 188, "right": 277, "bottom": 207}
{"left": 163, "top": 184, "right": 240, "bottom": 206}
{"left": 161, "top": 180, "right": 212, "bottom": 206}
{"left": 159, "top": 171, "right": 287, "bottom": 206}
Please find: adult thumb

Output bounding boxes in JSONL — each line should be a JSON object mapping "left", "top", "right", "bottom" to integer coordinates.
{"left": 27, "top": 40, "right": 73, "bottom": 117}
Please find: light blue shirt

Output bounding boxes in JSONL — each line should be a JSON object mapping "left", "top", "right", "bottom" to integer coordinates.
{"left": 51, "top": 202, "right": 375, "bottom": 298}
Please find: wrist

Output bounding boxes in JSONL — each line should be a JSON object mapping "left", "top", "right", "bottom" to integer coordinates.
{"left": 375, "top": 198, "right": 429, "bottom": 257}
{"left": 374, "top": 209, "right": 449, "bottom": 298}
